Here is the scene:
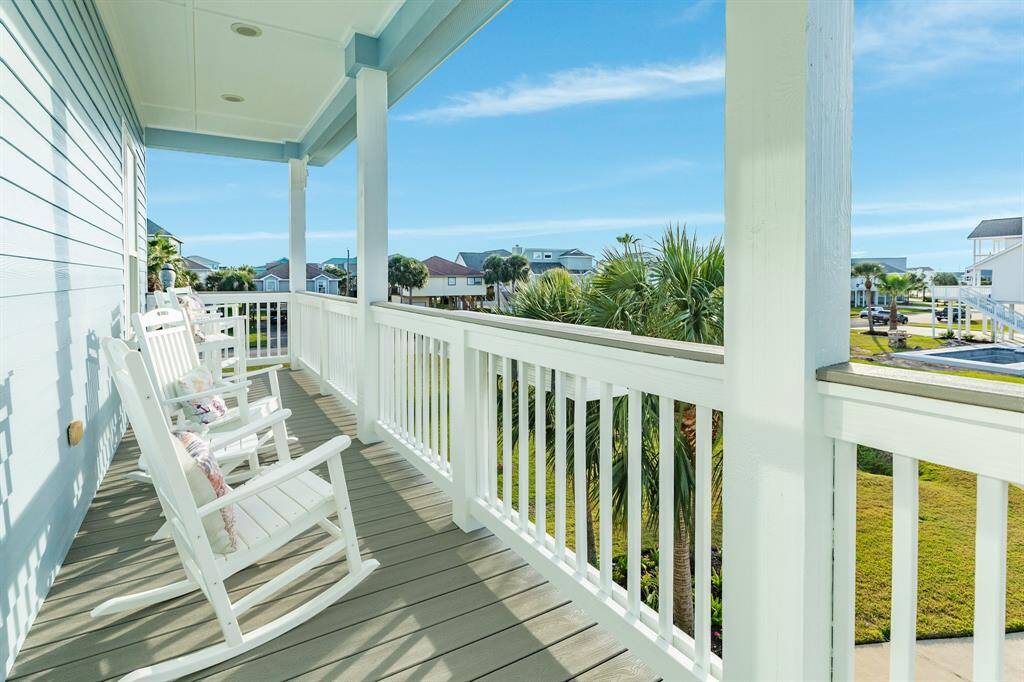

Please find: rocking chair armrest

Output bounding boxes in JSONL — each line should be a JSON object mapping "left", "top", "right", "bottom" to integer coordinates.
{"left": 207, "top": 408, "right": 292, "bottom": 452}
{"left": 229, "top": 364, "right": 284, "bottom": 382}
{"left": 197, "top": 435, "right": 352, "bottom": 517}
{"left": 163, "top": 380, "right": 252, "bottom": 405}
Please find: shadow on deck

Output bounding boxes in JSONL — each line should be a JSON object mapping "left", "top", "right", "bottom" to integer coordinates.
{"left": 10, "top": 370, "right": 653, "bottom": 681}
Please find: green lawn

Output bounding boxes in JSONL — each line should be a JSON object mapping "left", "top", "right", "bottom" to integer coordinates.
{"left": 849, "top": 329, "right": 1024, "bottom": 384}
{"left": 855, "top": 460, "right": 1024, "bottom": 643}
{"left": 492, "top": 432, "right": 1024, "bottom": 644}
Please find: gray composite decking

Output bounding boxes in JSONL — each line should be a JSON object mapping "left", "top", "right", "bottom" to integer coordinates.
{"left": 10, "top": 370, "right": 654, "bottom": 681}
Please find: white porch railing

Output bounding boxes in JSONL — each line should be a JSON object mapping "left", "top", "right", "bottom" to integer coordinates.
{"left": 819, "top": 364, "right": 1023, "bottom": 681}
{"left": 291, "top": 292, "right": 359, "bottom": 409}
{"left": 290, "top": 296, "right": 1023, "bottom": 682}
{"left": 195, "top": 292, "right": 290, "bottom": 363}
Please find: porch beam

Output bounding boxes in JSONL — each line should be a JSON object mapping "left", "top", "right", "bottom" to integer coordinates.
{"left": 300, "top": 0, "right": 508, "bottom": 165}
{"left": 722, "top": 1, "right": 853, "bottom": 680}
{"left": 144, "top": 128, "right": 299, "bottom": 163}
{"left": 354, "top": 66, "right": 389, "bottom": 443}
{"left": 288, "top": 158, "right": 308, "bottom": 364}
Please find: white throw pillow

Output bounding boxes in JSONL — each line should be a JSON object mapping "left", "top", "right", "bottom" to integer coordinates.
{"left": 175, "top": 366, "right": 227, "bottom": 424}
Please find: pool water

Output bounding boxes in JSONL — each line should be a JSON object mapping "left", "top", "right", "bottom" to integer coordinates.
{"left": 938, "top": 347, "right": 1024, "bottom": 365}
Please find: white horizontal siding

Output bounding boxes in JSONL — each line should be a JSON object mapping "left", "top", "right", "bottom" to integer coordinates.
{"left": 0, "top": 0, "right": 143, "bottom": 675}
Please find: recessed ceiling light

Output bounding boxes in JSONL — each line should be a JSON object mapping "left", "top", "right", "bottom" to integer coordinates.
{"left": 221, "top": 94, "right": 245, "bottom": 103}
{"left": 230, "top": 23, "right": 262, "bottom": 38}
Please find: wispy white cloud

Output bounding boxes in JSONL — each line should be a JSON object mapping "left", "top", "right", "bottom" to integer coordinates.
{"left": 666, "top": 0, "right": 719, "bottom": 26}
{"left": 856, "top": 0, "right": 1024, "bottom": 85}
{"left": 181, "top": 211, "right": 724, "bottom": 244}
{"left": 854, "top": 216, "right": 987, "bottom": 237}
{"left": 854, "top": 194, "right": 1022, "bottom": 215}
{"left": 536, "top": 158, "right": 694, "bottom": 196}
{"left": 905, "top": 248, "right": 971, "bottom": 261}
{"left": 397, "top": 58, "right": 724, "bottom": 123}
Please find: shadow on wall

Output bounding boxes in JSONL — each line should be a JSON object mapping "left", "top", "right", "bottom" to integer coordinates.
{"left": 1, "top": 6, "right": 128, "bottom": 665}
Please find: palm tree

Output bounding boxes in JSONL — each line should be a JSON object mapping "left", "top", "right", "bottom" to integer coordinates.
{"left": 146, "top": 236, "right": 181, "bottom": 291}
{"left": 482, "top": 254, "right": 509, "bottom": 307}
{"left": 507, "top": 268, "right": 582, "bottom": 323}
{"left": 592, "top": 225, "right": 724, "bottom": 632}
{"left": 851, "top": 261, "right": 886, "bottom": 334}
{"left": 504, "top": 225, "right": 725, "bottom": 635}
{"left": 388, "top": 255, "right": 429, "bottom": 304}
{"left": 505, "top": 254, "right": 531, "bottom": 296}
{"left": 875, "top": 273, "right": 915, "bottom": 331}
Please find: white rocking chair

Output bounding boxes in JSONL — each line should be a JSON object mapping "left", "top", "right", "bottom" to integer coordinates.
{"left": 99, "top": 338, "right": 378, "bottom": 681}
{"left": 155, "top": 287, "right": 249, "bottom": 379}
{"left": 131, "top": 308, "right": 294, "bottom": 482}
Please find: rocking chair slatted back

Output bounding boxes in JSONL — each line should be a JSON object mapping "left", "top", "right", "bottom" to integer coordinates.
{"left": 132, "top": 308, "right": 202, "bottom": 404}
{"left": 102, "top": 339, "right": 226, "bottom": 590}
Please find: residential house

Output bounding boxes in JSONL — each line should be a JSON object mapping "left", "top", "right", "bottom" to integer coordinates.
{"left": 255, "top": 262, "right": 343, "bottom": 294}
{"left": 965, "top": 217, "right": 1023, "bottom": 305}
{"left": 850, "top": 256, "right": 907, "bottom": 307}
{"left": 146, "top": 218, "right": 182, "bottom": 253}
{"left": 454, "top": 248, "right": 511, "bottom": 271}
{"left": 255, "top": 257, "right": 288, "bottom": 275}
{"left": 906, "top": 266, "right": 935, "bottom": 286}
{"left": 511, "top": 245, "right": 596, "bottom": 276}
{"left": 181, "top": 256, "right": 218, "bottom": 284}
{"left": 393, "top": 256, "right": 487, "bottom": 308}
{"left": 321, "top": 257, "right": 357, "bottom": 293}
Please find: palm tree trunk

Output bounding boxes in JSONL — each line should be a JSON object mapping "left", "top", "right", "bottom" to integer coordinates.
{"left": 586, "top": 495, "right": 598, "bottom": 561}
{"left": 867, "top": 285, "right": 875, "bottom": 334}
{"left": 889, "top": 298, "right": 898, "bottom": 331}
{"left": 673, "top": 519, "right": 695, "bottom": 634}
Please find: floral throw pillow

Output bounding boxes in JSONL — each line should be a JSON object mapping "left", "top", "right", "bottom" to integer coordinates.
{"left": 175, "top": 366, "right": 227, "bottom": 424}
{"left": 174, "top": 431, "right": 237, "bottom": 553}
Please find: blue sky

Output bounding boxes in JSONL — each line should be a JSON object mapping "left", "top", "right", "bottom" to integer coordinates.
{"left": 148, "top": 0, "right": 1024, "bottom": 272}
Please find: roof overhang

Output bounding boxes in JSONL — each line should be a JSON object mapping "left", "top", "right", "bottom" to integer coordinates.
{"left": 99, "top": 0, "right": 507, "bottom": 166}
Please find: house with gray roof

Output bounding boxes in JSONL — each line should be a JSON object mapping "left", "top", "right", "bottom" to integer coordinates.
{"left": 512, "top": 245, "right": 596, "bottom": 275}
{"left": 968, "top": 217, "right": 1022, "bottom": 267}
{"left": 850, "top": 257, "right": 908, "bottom": 307}
{"left": 454, "top": 249, "right": 511, "bottom": 271}
{"left": 146, "top": 219, "right": 182, "bottom": 253}
{"left": 255, "top": 262, "right": 342, "bottom": 294}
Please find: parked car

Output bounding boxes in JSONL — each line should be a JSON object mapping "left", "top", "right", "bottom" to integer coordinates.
{"left": 936, "top": 306, "right": 965, "bottom": 322}
{"left": 859, "top": 306, "right": 887, "bottom": 319}
{"left": 871, "top": 310, "right": 908, "bottom": 324}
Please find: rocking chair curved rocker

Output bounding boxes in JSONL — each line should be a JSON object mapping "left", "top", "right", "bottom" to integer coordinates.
{"left": 100, "top": 338, "right": 379, "bottom": 681}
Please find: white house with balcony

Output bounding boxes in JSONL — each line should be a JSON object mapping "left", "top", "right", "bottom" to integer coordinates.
{"left": 2, "top": 1, "right": 1020, "bottom": 681}
{"left": 511, "top": 244, "right": 597, "bottom": 276}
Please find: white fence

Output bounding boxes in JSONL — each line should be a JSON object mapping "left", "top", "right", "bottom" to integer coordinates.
{"left": 291, "top": 297, "right": 1023, "bottom": 682}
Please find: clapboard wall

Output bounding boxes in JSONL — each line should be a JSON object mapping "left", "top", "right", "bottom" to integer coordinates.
{"left": 0, "top": 0, "right": 145, "bottom": 673}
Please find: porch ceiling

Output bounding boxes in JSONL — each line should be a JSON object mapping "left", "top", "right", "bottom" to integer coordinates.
{"left": 96, "top": 0, "right": 507, "bottom": 165}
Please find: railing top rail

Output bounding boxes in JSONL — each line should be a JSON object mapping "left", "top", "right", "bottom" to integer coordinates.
{"left": 193, "top": 291, "right": 288, "bottom": 301}
{"left": 293, "top": 291, "right": 358, "bottom": 304}
{"left": 373, "top": 301, "right": 725, "bottom": 364}
{"left": 817, "top": 362, "right": 1024, "bottom": 413}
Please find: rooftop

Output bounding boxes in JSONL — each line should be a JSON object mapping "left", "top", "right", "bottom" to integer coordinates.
{"left": 422, "top": 256, "right": 483, "bottom": 277}
{"left": 967, "top": 217, "right": 1023, "bottom": 240}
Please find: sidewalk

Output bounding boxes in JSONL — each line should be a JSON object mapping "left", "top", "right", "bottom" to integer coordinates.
{"left": 854, "top": 633, "right": 1023, "bottom": 680}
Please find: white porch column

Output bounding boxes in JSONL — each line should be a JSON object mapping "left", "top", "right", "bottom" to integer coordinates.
{"left": 288, "top": 157, "right": 308, "bottom": 365}
{"left": 353, "top": 59, "right": 388, "bottom": 443}
{"left": 723, "top": 1, "right": 853, "bottom": 680}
